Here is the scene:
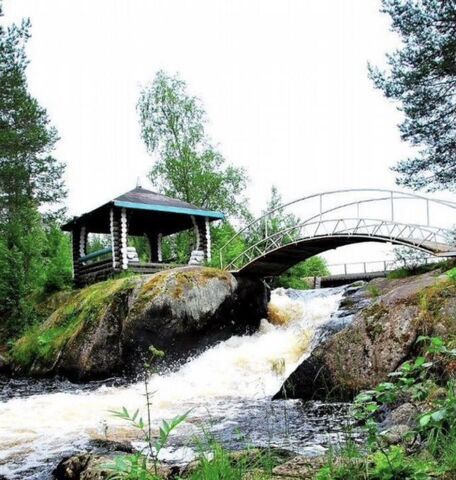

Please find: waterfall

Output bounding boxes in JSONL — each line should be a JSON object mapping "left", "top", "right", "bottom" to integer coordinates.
{"left": 0, "top": 286, "right": 347, "bottom": 479}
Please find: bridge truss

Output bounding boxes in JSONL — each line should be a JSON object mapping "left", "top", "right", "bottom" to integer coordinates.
{"left": 219, "top": 189, "right": 456, "bottom": 275}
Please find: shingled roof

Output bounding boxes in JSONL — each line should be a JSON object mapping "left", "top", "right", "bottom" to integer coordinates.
{"left": 61, "top": 186, "right": 224, "bottom": 235}
{"left": 113, "top": 187, "right": 224, "bottom": 218}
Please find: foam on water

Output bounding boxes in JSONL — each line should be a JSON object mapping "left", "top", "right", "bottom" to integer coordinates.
{"left": 0, "top": 286, "right": 345, "bottom": 478}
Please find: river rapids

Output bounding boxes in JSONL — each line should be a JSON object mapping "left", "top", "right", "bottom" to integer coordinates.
{"left": 0, "top": 286, "right": 355, "bottom": 479}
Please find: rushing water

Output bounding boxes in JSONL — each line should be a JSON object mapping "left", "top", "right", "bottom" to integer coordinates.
{"left": 0, "top": 286, "right": 355, "bottom": 479}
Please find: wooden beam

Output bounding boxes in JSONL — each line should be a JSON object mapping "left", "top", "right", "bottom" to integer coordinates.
{"left": 111, "top": 208, "right": 122, "bottom": 272}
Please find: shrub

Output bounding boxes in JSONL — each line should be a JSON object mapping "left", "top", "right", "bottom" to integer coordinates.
{"left": 446, "top": 267, "right": 456, "bottom": 281}
{"left": 274, "top": 256, "right": 329, "bottom": 290}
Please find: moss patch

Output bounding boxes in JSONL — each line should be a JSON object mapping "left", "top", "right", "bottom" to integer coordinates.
{"left": 414, "top": 280, "right": 456, "bottom": 333}
{"left": 130, "top": 267, "right": 231, "bottom": 317}
{"left": 362, "top": 303, "right": 388, "bottom": 341}
{"left": 11, "top": 276, "right": 137, "bottom": 369}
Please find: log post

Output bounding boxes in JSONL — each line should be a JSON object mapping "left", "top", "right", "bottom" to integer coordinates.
{"left": 204, "top": 216, "right": 211, "bottom": 262}
{"left": 193, "top": 216, "right": 211, "bottom": 262}
{"left": 111, "top": 208, "right": 122, "bottom": 272}
{"left": 120, "top": 207, "right": 128, "bottom": 270}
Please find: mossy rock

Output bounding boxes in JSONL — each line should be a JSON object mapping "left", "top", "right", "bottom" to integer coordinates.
{"left": 275, "top": 271, "right": 454, "bottom": 401}
{"left": 121, "top": 267, "right": 266, "bottom": 368}
{"left": 12, "top": 276, "right": 137, "bottom": 378}
{"left": 10, "top": 267, "right": 268, "bottom": 380}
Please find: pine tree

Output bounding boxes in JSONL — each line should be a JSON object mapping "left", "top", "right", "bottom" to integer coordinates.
{"left": 0, "top": 17, "right": 65, "bottom": 210}
{"left": 369, "top": 0, "right": 456, "bottom": 190}
{"left": 0, "top": 10, "right": 68, "bottom": 335}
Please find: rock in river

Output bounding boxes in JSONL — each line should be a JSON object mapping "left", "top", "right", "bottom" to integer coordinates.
{"left": 275, "top": 271, "right": 454, "bottom": 401}
{"left": 10, "top": 267, "right": 269, "bottom": 381}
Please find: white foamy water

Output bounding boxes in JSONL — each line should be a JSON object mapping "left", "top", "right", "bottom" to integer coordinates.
{"left": 0, "top": 287, "right": 345, "bottom": 479}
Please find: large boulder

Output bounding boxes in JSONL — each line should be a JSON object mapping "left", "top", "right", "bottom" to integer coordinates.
{"left": 11, "top": 267, "right": 269, "bottom": 381}
{"left": 274, "top": 271, "right": 453, "bottom": 401}
{"left": 121, "top": 268, "right": 267, "bottom": 367}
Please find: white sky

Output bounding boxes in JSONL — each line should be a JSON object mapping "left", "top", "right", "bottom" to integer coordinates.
{"left": 3, "top": 0, "right": 455, "bottom": 268}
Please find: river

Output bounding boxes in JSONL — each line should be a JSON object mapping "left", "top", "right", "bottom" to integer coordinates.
{"left": 0, "top": 286, "right": 356, "bottom": 479}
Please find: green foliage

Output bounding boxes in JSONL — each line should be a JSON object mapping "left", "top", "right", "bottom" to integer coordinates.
{"left": 244, "top": 185, "right": 300, "bottom": 251}
{"left": 369, "top": 446, "right": 430, "bottom": 480}
{"left": 11, "top": 276, "right": 136, "bottom": 367}
{"left": 446, "top": 267, "right": 456, "bottom": 281}
{"left": 0, "top": 12, "right": 68, "bottom": 339}
{"left": 387, "top": 257, "right": 450, "bottom": 280}
{"left": 105, "top": 453, "right": 158, "bottom": 480}
{"left": 107, "top": 407, "right": 189, "bottom": 478}
{"left": 350, "top": 336, "right": 456, "bottom": 478}
{"left": 209, "top": 222, "right": 249, "bottom": 269}
{"left": 353, "top": 344, "right": 443, "bottom": 432}
{"left": 0, "top": 207, "right": 46, "bottom": 335}
{"left": 387, "top": 268, "right": 411, "bottom": 280}
{"left": 369, "top": 0, "right": 456, "bottom": 191}
{"left": 317, "top": 445, "right": 431, "bottom": 480}
{"left": 41, "top": 224, "right": 72, "bottom": 294}
{"left": 105, "top": 347, "right": 189, "bottom": 479}
{"left": 0, "top": 218, "right": 72, "bottom": 337}
{"left": 259, "top": 186, "right": 300, "bottom": 242}
{"left": 190, "top": 442, "right": 252, "bottom": 480}
{"left": 367, "top": 284, "right": 381, "bottom": 298}
{"left": 128, "top": 236, "right": 150, "bottom": 263}
{"left": 137, "top": 71, "right": 248, "bottom": 218}
{"left": 189, "top": 438, "right": 282, "bottom": 480}
{"left": 315, "top": 442, "right": 365, "bottom": 480}
{"left": 161, "top": 231, "right": 194, "bottom": 264}
{"left": 440, "top": 427, "right": 456, "bottom": 474}
{"left": 0, "top": 17, "right": 65, "bottom": 208}
{"left": 275, "top": 256, "right": 329, "bottom": 290}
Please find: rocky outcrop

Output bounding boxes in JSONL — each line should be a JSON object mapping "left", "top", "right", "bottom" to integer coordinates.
{"left": 274, "top": 271, "right": 454, "bottom": 401}
{"left": 272, "top": 455, "right": 327, "bottom": 478}
{"left": 54, "top": 447, "right": 297, "bottom": 480}
{"left": 11, "top": 267, "right": 269, "bottom": 381}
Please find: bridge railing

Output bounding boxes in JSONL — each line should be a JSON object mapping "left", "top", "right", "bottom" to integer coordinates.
{"left": 326, "top": 256, "right": 441, "bottom": 276}
{"left": 223, "top": 218, "right": 452, "bottom": 271}
{"left": 219, "top": 189, "right": 456, "bottom": 271}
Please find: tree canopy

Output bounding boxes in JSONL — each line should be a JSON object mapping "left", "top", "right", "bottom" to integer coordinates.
{"left": 0, "top": 12, "right": 70, "bottom": 337}
{"left": 137, "top": 71, "right": 248, "bottom": 218}
{"left": 369, "top": 0, "right": 456, "bottom": 191}
{"left": 0, "top": 18, "right": 65, "bottom": 211}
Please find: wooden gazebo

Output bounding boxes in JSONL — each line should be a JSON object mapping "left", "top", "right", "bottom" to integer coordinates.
{"left": 62, "top": 186, "right": 224, "bottom": 285}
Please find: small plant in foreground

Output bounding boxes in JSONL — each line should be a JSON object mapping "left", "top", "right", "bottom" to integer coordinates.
{"left": 104, "top": 346, "right": 189, "bottom": 479}
{"left": 316, "top": 445, "right": 431, "bottom": 480}
{"left": 189, "top": 436, "right": 282, "bottom": 480}
{"left": 446, "top": 267, "right": 456, "bottom": 281}
{"left": 343, "top": 336, "right": 456, "bottom": 479}
{"left": 367, "top": 284, "right": 381, "bottom": 298}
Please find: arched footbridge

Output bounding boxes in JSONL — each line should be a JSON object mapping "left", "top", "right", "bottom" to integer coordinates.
{"left": 219, "top": 189, "right": 456, "bottom": 276}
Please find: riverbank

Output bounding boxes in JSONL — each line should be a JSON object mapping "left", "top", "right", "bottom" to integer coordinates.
{"left": 0, "top": 285, "right": 352, "bottom": 479}
{"left": 1, "top": 266, "right": 455, "bottom": 479}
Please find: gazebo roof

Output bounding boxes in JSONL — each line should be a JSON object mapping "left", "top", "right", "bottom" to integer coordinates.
{"left": 62, "top": 187, "right": 224, "bottom": 235}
